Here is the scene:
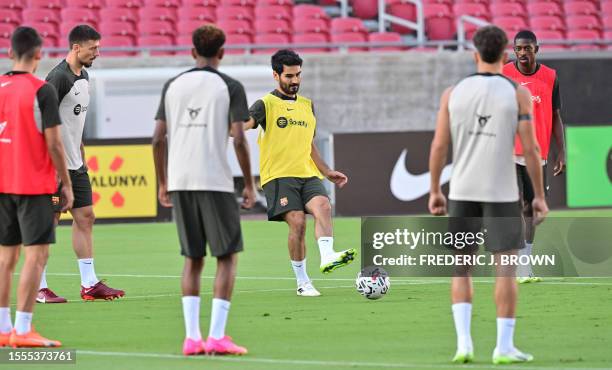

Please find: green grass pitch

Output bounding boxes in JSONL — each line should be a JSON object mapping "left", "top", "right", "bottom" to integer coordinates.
{"left": 3, "top": 209, "right": 612, "bottom": 370}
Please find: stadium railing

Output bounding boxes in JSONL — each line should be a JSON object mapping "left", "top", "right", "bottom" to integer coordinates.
{"left": 378, "top": 0, "right": 426, "bottom": 46}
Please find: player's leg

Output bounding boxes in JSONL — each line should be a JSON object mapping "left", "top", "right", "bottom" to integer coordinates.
{"left": 37, "top": 192, "right": 65, "bottom": 304}
{"left": 201, "top": 192, "right": 247, "bottom": 355}
{"left": 0, "top": 194, "right": 21, "bottom": 345}
{"left": 303, "top": 179, "right": 356, "bottom": 274}
{"left": 516, "top": 164, "right": 542, "bottom": 283}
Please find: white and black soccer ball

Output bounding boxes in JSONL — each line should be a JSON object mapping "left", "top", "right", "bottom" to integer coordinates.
{"left": 355, "top": 266, "right": 390, "bottom": 300}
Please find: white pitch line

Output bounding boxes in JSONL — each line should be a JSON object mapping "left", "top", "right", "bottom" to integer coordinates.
{"left": 76, "top": 350, "right": 612, "bottom": 370}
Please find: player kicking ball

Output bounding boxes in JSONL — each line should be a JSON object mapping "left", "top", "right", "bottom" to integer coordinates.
{"left": 244, "top": 50, "right": 356, "bottom": 297}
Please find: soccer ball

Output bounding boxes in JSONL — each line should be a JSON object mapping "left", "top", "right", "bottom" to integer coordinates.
{"left": 355, "top": 266, "right": 390, "bottom": 300}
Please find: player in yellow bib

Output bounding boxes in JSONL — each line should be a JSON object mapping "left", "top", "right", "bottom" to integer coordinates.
{"left": 245, "top": 50, "right": 356, "bottom": 297}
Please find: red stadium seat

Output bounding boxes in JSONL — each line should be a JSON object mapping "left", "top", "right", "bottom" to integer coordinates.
{"left": 257, "top": 0, "right": 292, "bottom": 6}
{"left": 387, "top": 0, "right": 416, "bottom": 34}
{"left": 536, "top": 29, "right": 566, "bottom": 50}
{"left": 175, "top": 34, "right": 191, "bottom": 45}
{"left": 106, "top": 0, "right": 141, "bottom": 9}
{"left": 103, "top": 35, "right": 136, "bottom": 56}
{"left": 177, "top": 6, "right": 216, "bottom": 22}
{"left": 331, "top": 32, "right": 367, "bottom": 51}
{"left": 219, "top": 0, "right": 255, "bottom": 6}
{"left": 138, "top": 35, "right": 174, "bottom": 55}
{"left": 28, "top": 0, "right": 63, "bottom": 10}
{"left": 0, "top": 23, "right": 12, "bottom": 37}
{"left": 22, "top": 9, "right": 60, "bottom": 26}
{"left": 177, "top": 20, "right": 210, "bottom": 35}
{"left": 526, "top": 2, "right": 562, "bottom": 17}
{"left": 351, "top": 0, "right": 378, "bottom": 19}
{"left": 146, "top": 0, "right": 180, "bottom": 8}
{"left": 424, "top": 4, "right": 454, "bottom": 40}
{"left": 60, "top": 9, "right": 98, "bottom": 24}
{"left": 454, "top": 0, "right": 488, "bottom": 4}
{"left": 603, "top": 1, "right": 612, "bottom": 16}
{"left": 368, "top": 31, "right": 405, "bottom": 51}
{"left": 453, "top": 3, "right": 490, "bottom": 19}
{"left": 292, "top": 32, "right": 329, "bottom": 53}
{"left": 490, "top": 0, "right": 525, "bottom": 6}
{"left": 0, "top": 9, "right": 20, "bottom": 26}
{"left": 566, "top": 15, "right": 601, "bottom": 31}
{"left": 567, "top": 29, "right": 600, "bottom": 49}
{"left": 139, "top": 20, "right": 175, "bottom": 36}
{"left": 330, "top": 17, "right": 367, "bottom": 34}
{"left": 217, "top": 19, "right": 253, "bottom": 35}
{"left": 216, "top": 5, "right": 253, "bottom": 22}
{"left": 69, "top": 0, "right": 104, "bottom": 9}
{"left": 182, "top": 0, "right": 218, "bottom": 7}
{"left": 254, "top": 19, "right": 290, "bottom": 34}
{"left": 490, "top": 3, "right": 525, "bottom": 18}
{"left": 224, "top": 33, "right": 251, "bottom": 54}
{"left": 603, "top": 16, "right": 612, "bottom": 30}
{"left": 99, "top": 20, "right": 137, "bottom": 39}
{"left": 0, "top": 0, "right": 23, "bottom": 10}
{"left": 422, "top": 0, "right": 452, "bottom": 5}
{"left": 139, "top": 7, "right": 177, "bottom": 23}
{"left": 99, "top": 8, "right": 138, "bottom": 24}
{"left": 254, "top": 6, "right": 292, "bottom": 21}
{"left": 293, "top": 18, "right": 328, "bottom": 34}
{"left": 530, "top": 16, "right": 565, "bottom": 32}
{"left": 604, "top": 31, "right": 612, "bottom": 49}
{"left": 564, "top": 1, "right": 598, "bottom": 16}
{"left": 253, "top": 33, "right": 289, "bottom": 54}
{"left": 29, "top": 21, "right": 57, "bottom": 38}
{"left": 493, "top": 16, "right": 528, "bottom": 36}
{"left": 293, "top": 5, "right": 329, "bottom": 20}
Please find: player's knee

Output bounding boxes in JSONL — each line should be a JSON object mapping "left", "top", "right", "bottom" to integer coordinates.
{"left": 287, "top": 215, "right": 306, "bottom": 235}
{"left": 74, "top": 209, "right": 95, "bottom": 228}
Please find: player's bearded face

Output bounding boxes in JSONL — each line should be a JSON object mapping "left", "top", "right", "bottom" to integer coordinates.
{"left": 77, "top": 40, "right": 100, "bottom": 68}
{"left": 277, "top": 65, "right": 301, "bottom": 95}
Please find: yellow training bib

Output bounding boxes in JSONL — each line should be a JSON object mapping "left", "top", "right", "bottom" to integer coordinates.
{"left": 257, "top": 93, "right": 322, "bottom": 186}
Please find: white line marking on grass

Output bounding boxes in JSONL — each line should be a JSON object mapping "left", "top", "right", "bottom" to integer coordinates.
{"left": 76, "top": 350, "right": 612, "bottom": 370}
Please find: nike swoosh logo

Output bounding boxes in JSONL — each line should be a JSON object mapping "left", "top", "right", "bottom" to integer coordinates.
{"left": 520, "top": 82, "right": 531, "bottom": 85}
{"left": 75, "top": 92, "right": 80, "bottom": 95}
{"left": 1, "top": 82, "right": 10, "bottom": 87}
{"left": 287, "top": 108, "right": 294, "bottom": 111}
{"left": 390, "top": 149, "right": 453, "bottom": 201}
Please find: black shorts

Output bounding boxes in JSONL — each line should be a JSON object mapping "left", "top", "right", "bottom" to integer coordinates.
{"left": 53, "top": 166, "right": 93, "bottom": 212}
{"left": 516, "top": 164, "right": 549, "bottom": 205}
{"left": 448, "top": 200, "right": 523, "bottom": 253}
{"left": 171, "top": 191, "right": 243, "bottom": 258}
{"left": 0, "top": 194, "right": 55, "bottom": 246}
{"left": 262, "top": 177, "right": 328, "bottom": 221}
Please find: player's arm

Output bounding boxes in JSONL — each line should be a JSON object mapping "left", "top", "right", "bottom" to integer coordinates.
{"left": 152, "top": 119, "right": 171, "bottom": 207}
{"left": 516, "top": 85, "right": 549, "bottom": 225}
{"left": 551, "top": 77, "right": 566, "bottom": 176}
{"left": 311, "top": 141, "right": 348, "bottom": 188}
{"left": 231, "top": 121, "right": 255, "bottom": 208}
{"left": 428, "top": 87, "right": 452, "bottom": 216}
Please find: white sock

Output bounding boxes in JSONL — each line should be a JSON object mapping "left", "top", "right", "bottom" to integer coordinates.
{"left": 451, "top": 303, "right": 473, "bottom": 353}
{"left": 291, "top": 259, "right": 310, "bottom": 285}
{"left": 496, "top": 317, "right": 516, "bottom": 354}
{"left": 517, "top": 242, "right": 533, "bottom": 277}
{"left": 39, "top": 266, "right": 48, "bottom": 290}
{"left": 209, "top": 298, "right": 230, "bottom": 340}
{"left": 78, "top": 258, "right": 99, "bottom": 288}
{"left": 0, "top": 307, "right": 11, "bottom": 333}
{"left": 181, "top": 296, "right": 202, "bottom": 341}
{"left": 14, "top": 311, "right": 32, "bottom": 335}
{"left": 318, "top": 237, "right": 334, "bottom": 260}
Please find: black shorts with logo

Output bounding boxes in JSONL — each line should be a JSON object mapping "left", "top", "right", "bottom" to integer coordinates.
{"left": 52, "top": 166, "right": 93, "bottom": 212}
{"left": 171, "top": 191, "right": 243, "bottom": 258}
{"left": 516, "top": 164, "right": 549, "bottom": 205}
{"left": 448, "top": 200, "right": 523, "bottom": 253}
{"left": 0, "top": 194, "right": 55, "bottom": 246}
{"left": 262, "top": 177, "right": 328, "bottom": 221}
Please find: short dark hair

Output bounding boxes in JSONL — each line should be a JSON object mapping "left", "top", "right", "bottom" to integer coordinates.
{"left": 473, "top": 26, "right": 508, "bottom": 64}
{"left": 192, "top": 25, "right": 225, "bottom": 58}
{"left": 514, "top": 30, "right": 537, "bottom": 44}
{"left": 271, "top": 49, "right": 302, "bottom": 75}
{"left": 11, "top": 26, "right": 42, "bottom": 60}
{"left": 68, "top": 24, "right": 101, "bottom": 47}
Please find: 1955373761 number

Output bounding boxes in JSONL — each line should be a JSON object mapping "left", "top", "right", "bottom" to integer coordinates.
{"left": 0, "top": 349, "right": 76, "bottom": 364}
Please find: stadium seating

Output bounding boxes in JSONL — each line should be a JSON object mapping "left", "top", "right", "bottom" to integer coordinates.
{"left": 566, "top": 15, "right": 602, "bottom": 31}
{"left": 530, "top": 15, "right": 566, "bottom": 32}
{"left": 603, "top": 15, "right": 612, "bottom": 30}
{"left": 183, "top": 0, "right": 218, "bottom": 6}
{"left": 224, "top": 33, "right": 252, "bottom": 54}
{"left": 100, "top": 8, "right": 139, "bottom": 24}
{"left": 351, "top": 0, "right": 378, "bottom": 19}
{"left": 294, "top": 18, "right": 329, "bottom": 34}
{"left": 330, "top": 17, "right": 368, "bottom": 34}
{"left": 61, "top": 9, "right": 98, "bottom": 24}
{"left": 139, "top": 7, "right": 177, "bottom": 23}
{"left": 0, "top": 8, "right": 20, "bottom": 26}
{"left": 138, "top": 35, "right": 175, "bottom": 55}
{"left": 567, "top": 29, "right": 601, "bottom": 49}
{"left": 217, "top": 19, "right": 254, "bottom": 35}
{"left": 99, "top": 21, "right": 138, "bottom": 39}
{"left": 424, "top": 4, "right": 454, "bottom": 40}
{"left": 22, "top": 9, "right": 59, "bottom": 26}
{"left": 368, "top": 31, "right": 406, "bottom": 51}
{"left": 255, "top": 19, "right": 291, "bottom": 35}
{"left": 177, "top": 7, "right": 216, "bottom": 22}
{"left": 490, "top": 3, "right": 525, "bottom": 18}
{"left": 106, "top": 0, "right": 141, "bottom": 8}
{"left": 0, "top": 0, "right": 24, "bottom": 10}
{"left": 70, "top": 0, "right": 104, "bottom": 10}
{"left": 331, "top": 31, "right": 368, "bottom": 51}
{"left": 139, "top": 20, "right": 175, "bottom": 36}
{"left": 0, "top": 22, "right": 12, "bottom": 37}
{"left": 255, "top": 5, "right": 292, "bottom": 21}
{"left": 29, "top": 0, "right": 62, "bottom": 10}
{"left": 293, "top": 32, "right": 329, "bottom": 53}
{"left": 564, "top": 1, "right": 598, "bottom": 15}
{"left": 493, "top": 16, "right": 528, "bottom": 36}
{"left": 387, "top": 0, "right": 417, "bottom": 34}
{"left": 534, "top": 29, "right": 567, "bottom": 49}
{"left": 293, "top": 4, "right": 329, "bottom": 20}
{"left": 103, "top": 35, "right": 137, "bottom": 56}
{"left": 526, "top": 2, "right": 563, "bottom": 17}
{"left": 253, "top": 33, "right": 290, "bottom": 53}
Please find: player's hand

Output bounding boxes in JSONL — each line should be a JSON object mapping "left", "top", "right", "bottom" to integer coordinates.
{"left": 326, "top": 170, "right": 348, "bottom": 188}
{"left": 60, "top": 186, "right": 74, "bottom": 213}
{"left": 428, "top": 191, "right": 447, "bottom": 216}
{"left": 158, "top": 184, "right": 172, "bottom": 208}
{"left": 553, "top": 153, "right": 565, "bottom": 176}
{"left": 241, "top": 184, "right": 256, "bottom": 209}
{"left": 531, "top": 196, "right": 549, "bottom": 226}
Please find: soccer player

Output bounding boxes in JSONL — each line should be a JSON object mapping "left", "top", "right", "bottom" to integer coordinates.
{"left": 152, "top": 25, "right": 256, "bottom": 356}
{"left": 0, "top": 26, "right": 74, "bottom": 347}
{"left": 503, "top": 30, "right": 566, "bottom": 283}
{"left": 37, "top": 25, "right": 125, "bottom": 303}
{"left": 244, "top": 49, "right": 356, "bottom": 297}
{"left": 429, "top": 26, "right": 549, "bottom": 364}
